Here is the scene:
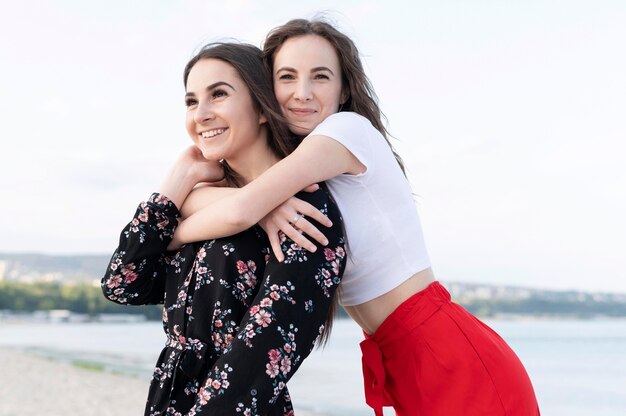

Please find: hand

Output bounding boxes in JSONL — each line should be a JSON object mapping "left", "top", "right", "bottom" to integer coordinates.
{"left": 177, "top": 145, "right": 225, "bottom": 184}
{"left": 259, "top": 190, "right": 333, "bottom": 262}
{"left": 159, "top": 145, "right": 224, "bottom": 209}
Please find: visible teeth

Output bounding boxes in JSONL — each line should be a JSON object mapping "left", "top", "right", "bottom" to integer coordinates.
{"left": 201, "top": 129, "right": 225, "bottom": 138}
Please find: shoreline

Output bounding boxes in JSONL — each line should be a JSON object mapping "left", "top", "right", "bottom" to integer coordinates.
{"left": 0, "top": 347, "right": 326, "bottom": 416}
{"left": 3, "top": 311, "right": 626, "bottom": 325}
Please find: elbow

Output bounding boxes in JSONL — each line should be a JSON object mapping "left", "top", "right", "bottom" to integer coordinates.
{"left": 101, "top": 275, "right": 124, "bottom": 304}
{"left": 101, "top": 273, "right": 132, "bottom": 305}
{"left": 101, "top": 281, "right": 141, "bottom": 306}
{"left": 101, "top": 282, "right": 120, "bottom": 303}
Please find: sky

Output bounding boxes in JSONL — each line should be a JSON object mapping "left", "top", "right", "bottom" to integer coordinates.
{"left": 1, "top": 0, "right": 625, "bottom": 293}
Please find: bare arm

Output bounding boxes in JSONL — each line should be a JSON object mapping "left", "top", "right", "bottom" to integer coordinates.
{"left": 178, "top": 183, "right": 333, "bottom": 257}
{"left": 179, "top": 185, "right": 237, "bottom": 219}
{"left": 173, "top": 135, "right": 362, "bottom": 246}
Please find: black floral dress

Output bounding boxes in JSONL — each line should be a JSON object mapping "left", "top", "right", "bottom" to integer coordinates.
{"left": 101, "top": 190, "right": 346, "bottom": 416}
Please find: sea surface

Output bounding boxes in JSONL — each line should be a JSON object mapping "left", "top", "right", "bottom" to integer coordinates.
{"left": 1, "top": 318, "right": 624, "bottom": 415}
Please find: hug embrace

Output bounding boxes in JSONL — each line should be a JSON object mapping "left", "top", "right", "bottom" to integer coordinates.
{"left": 102, "top": 18, "right": 540, "bottom": 416}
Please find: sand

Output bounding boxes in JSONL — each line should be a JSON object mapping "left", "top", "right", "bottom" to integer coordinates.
{"left": 0, "top": 348, "right": 323, "bottom": 416}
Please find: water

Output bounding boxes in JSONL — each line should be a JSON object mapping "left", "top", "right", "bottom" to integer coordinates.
{"left": 1, "top": 318, "right": 624, "bottom": 415}
{"left": 489, "top": 320, "right": 626, "bottom": 416}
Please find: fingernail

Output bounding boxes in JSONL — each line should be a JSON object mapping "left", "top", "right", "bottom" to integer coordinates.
{"left": 322, "top": 239, "right": 328, "bottom": 245}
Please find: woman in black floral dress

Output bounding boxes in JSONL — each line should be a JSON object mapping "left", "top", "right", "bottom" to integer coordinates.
{"left": 102, "top": 43, "right": 346, "bottom": 416}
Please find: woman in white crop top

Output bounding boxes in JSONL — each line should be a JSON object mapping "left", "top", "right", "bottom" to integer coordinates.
{"left": 172, "top": 19, "right": 539, "bottom": 416}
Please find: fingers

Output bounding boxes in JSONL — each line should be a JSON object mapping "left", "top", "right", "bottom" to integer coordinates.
{"left": 267, "top": 230, "right": 285, "bottom": 263}
{"left": 302, "top": 183, "right": 320, "bottom": 193}
{"left": 294, "top": 199, "right": 332, "bottom": 228}
{"left": 259, "top": 195, "right": 333, "bottom": 260}
{"left": 282, "top": 222, "right": 318, "bottom": 253}
{"left": 264, "top": 215, "right": 327, "bottom": 260}
{"left": 291, "top": 217, "right": 329, "bottom": 247}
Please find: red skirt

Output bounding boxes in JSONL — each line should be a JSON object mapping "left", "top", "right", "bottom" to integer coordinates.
{"left": 360, "top": 281, "right": 540, "bottom": 415}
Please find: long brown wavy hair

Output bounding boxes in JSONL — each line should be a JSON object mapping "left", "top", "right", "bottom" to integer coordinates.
{"left": 262, "top": 18, "right": 408, "bottom": 347}
{"left": 262, "top": 18, "right": 406, "bottom": 173}
{"left": 183, "top": 42, "right": 295, "bottom": 187}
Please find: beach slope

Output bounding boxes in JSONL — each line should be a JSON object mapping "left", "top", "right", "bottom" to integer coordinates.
{"left": 0, "top": 348, "right": 322, "bottom": 416}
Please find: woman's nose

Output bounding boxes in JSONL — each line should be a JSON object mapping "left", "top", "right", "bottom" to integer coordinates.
{"left": 294, "top": 80, "right": 313, "bottom": 101}
{"left": 194, "top": 101, "right": 215, "bottom": 124}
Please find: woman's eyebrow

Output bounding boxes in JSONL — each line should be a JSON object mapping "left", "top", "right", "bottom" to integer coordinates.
{"left": 311, "top": 66, "right": 334, "bottom": 75}
{"left": 206, "top": 81, "right": 236, "bottom": 91}
{"left": 275, "top": 66, "right": 335, "bottom": 75}
{"left": 275, "top": 66, "right": 297, "bottom": 75}
{"left": 185, "top": 81, "right": 236, "bottom": 97}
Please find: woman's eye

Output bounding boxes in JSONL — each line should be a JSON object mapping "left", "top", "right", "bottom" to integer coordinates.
{"left": 314, "top": 73, "right": 330, "bottom": 80}
{"left": 185, "top": 99, "right": 197, "bottom": 107}
{"left": 211, "top": 89, "right": 227, "bottom": 99}
{"left": 278, "top": 74, "right": 295, "bottom": 81}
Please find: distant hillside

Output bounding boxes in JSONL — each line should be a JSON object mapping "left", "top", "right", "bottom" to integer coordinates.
{"left": 444, "top": 281, "right": 626, "bottom": 318}
{"left": 0, "top": 253, "right": 110, "bottom": 284}
{"left": 1, "top": 253, "right": 625, "bottom": 318}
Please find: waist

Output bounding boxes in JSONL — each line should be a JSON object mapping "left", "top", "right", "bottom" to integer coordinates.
{"left": 165, "top": 335, "right": 215, "bottom": 379}
{"left": 343, "top": 268, "right": 435, "bottom": 335}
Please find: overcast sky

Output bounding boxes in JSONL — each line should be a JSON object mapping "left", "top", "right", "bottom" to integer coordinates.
{"left": 1, "top": 0, "right": 625, "bottom": 293}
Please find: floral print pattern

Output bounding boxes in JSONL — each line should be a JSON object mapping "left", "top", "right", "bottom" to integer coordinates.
{"left": 102, "top": 190, "right": 345, "bottom": 415}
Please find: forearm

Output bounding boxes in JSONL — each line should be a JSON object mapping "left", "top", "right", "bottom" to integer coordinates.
{"left": 179, "top": 185, "right": 238, "bottom": 219}
{"left": 172, "top": 135, "right": 353, "bottom": 245}
{"left": 174, "top": 193, "right": 253, "bottom": 245}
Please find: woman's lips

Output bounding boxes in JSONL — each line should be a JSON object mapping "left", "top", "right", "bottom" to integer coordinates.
{"left": 289, "top": 108, "right": 317, "bottom": 116}
{"left": 199, "top": 127, "right": 228, "bottom": 139}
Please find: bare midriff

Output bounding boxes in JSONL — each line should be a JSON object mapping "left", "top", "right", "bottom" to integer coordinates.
{"left": 343, "top": 267, "right": 436, "bottom": 336}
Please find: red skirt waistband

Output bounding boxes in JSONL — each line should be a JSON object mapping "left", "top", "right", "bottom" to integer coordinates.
{"left": 365, "top": 280, "right": 451, "bottom": 347}
{"left": 360, "top": 281, "right": 451, "bottom": 415}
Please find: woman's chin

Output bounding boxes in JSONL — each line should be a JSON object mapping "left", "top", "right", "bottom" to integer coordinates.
{"left": 289, "top": 124, "right": 313, "bottom": 137}
{"left": 199, "top": 148, "right": 220, "bottom": 161}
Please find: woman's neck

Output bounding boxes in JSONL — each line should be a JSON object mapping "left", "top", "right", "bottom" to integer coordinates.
{"left": 226, "top": 131, "right": 280, "bottom": 185}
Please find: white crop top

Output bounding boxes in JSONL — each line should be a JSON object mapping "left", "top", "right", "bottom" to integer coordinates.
{"left": 309, "top": 112, "right": 431, "bottom": 306}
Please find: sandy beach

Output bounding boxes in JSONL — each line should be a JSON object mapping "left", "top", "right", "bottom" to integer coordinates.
{"left": 0, "top": 348, "right": 323, "bottom": 416}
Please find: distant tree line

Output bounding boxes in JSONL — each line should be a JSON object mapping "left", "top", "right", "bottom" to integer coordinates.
{"left": 0, "top": 281, "right": 162, "bottom": 320}
{"left": 2, "top": 281, "right": 625, "bottom": 320}
{"left": 462, "top": 298, "right": 626, "bottom": 318}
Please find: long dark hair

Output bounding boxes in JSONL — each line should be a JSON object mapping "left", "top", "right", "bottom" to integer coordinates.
{"left": 263, "top": 18, "right": 406, "bottom": 173}
{"left": 263, "top": 19, "right": 409, "bottom": 346}
{"left": 184, "top": 42, "right": 295, "bottom": 186}
{"left": 184, "top": 42, "right": 336, "bottom": 347}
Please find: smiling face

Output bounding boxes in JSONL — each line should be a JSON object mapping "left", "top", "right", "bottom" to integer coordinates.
{"left": 185, "top": 58, "right": 267, "bottom": 163}
{"left": 273, "top": 35, "right": 346, "bottom": 136}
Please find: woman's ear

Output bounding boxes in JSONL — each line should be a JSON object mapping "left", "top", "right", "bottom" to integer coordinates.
{"left": 258, "top": 111, "right": 267, "bottom": 125}
{"left": 340, "top": 88, "right": 349, "bottom": 106}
